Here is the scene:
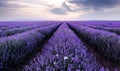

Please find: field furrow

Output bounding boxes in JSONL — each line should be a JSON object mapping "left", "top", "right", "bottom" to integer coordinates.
{"left": 22, "top": 23, "right": 103, "bottom": 71}
{"left": 0, "top": 23, "right": 61, "bottom": 71}
{"left": 69, "top": 21, "right": 120, "bottom": 35}
{"left": 0, "top": 21, "right": 120, "bottom": 71}
{"left": 82, "top": 25, "right": 120, "bottom": 35}
{"left": 0, "top": 22, "right": 60, "bottom": 37}
{"left": 0, "top": 21, "right": 58, "bottom": 31}
{"left": 68, "top": 22, "right": 120, "bottom": 70}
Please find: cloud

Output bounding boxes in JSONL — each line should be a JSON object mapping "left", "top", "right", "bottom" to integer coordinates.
{"left": 64, "top": 0, "right": 120, "bottom": 11}
{"left": 0, "top": 0, "right": 120, "bottom": 21}
{"left": 0, "top": 0, "right": 24, "bottom": 8}
{"left": 50, "top": 1, "right": 79, "bottom": 15}
{"left": 50, "top": 8, "right": 67, "bottom": 15}
{"left": 51, "top": 0, "right": 120, "bottom": 15}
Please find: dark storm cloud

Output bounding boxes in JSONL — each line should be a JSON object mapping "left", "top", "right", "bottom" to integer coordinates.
{"left": 64, "top": 0, "right": 120, "bottom": 11}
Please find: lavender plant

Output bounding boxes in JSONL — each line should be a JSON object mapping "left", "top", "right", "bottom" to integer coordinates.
{"left": 83, "top": 25, "right": 120, "bottom": 35}
{"left": 0, "top": 21, "right": 58, "bottom": 31}
{"left": 0, "top": 24, "right": 60, "bottom": 70}
{"left": 68, "top": 23, "right": 120, "bottom": 64}
{"left": 69, "top": 21, "right": 120, "bottom": 28}
{"left": 23, "top": 23, "right": 102, "bottom": 71}
{"left": 0, "top": 23, "right": 54, "bottom": 37}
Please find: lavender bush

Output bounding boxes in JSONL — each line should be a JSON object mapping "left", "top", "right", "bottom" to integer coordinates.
{"left": 69, "top": 21, "right": 120, "bottom": 28}
{"left": 0, "top": 23, "right": 54, "bottom": 37}
{"left": 68, "top": 23, "right": 120, "bottom": 64}
{"left": 23, "top": 23, "right": 102, "bottom": 71}
{"left": 83, "top": 25, "right": 120, "bottom": 35}
{"left": 0, "top": 21, "right": 119, "bottom": 71}
{"left": 0, "top": 24, "right": 60, "bottom": 70}
{"left": 0, "top": 21, "right": 58, "bottom": 31}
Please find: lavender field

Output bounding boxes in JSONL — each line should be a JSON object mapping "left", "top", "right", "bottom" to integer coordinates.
{"left": 0, "top": 21, "right": 120, "bottom": 71}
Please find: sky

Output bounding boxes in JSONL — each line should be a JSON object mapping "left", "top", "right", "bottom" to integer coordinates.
{"left": 0, "top": 0, "right": 120, "bottom": 21}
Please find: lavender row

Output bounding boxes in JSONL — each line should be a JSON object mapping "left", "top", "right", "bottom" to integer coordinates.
{"left": 69, "top": 21, "right": 120, "bottom": 28}
{"left": 0, "top": 21, "right": 54, "bottom": 27}
{"left": 83, "top": 25, "right": 120, "bottom": 35}
{"left": 0, "top": 22, "right": 36, "bottom": 30}
{"left": 0, "top": 26, "right": 27, "bottom": 31}
{"left": 89, "top": 21, "right": 120, "bottom": 28}
{"left": 68, "top": 23, "right": 120, "bottom": 64}
{"left": 0, "top": 23, "right": 55, "bottom": 37}
{"left": 0, "top": 21, "right": 58, "bottom": 31}
{"left": 77, "top": 22, "right": 120, "bottom": 35}
{"left": 0, "top": 23, "right": 61, "bottom": 70}
{"left": 23, "top": 23, "right": 103, "bottom": 71}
